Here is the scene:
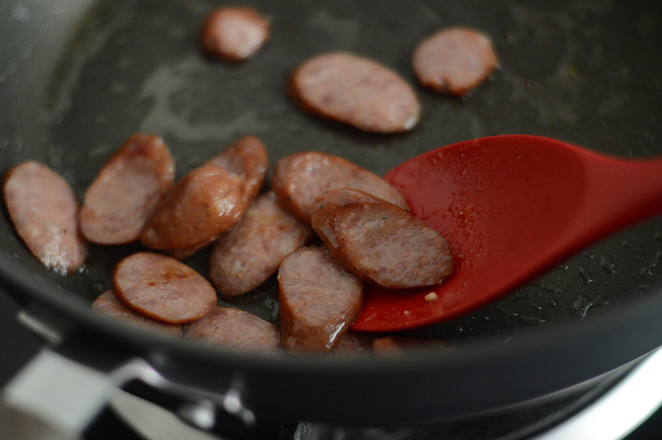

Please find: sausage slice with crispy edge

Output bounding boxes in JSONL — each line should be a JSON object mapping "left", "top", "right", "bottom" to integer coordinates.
{"left": 80, "top": 134, "right": 175, "bottom": 245}
{"left": 140, "top": 164, "right": 245, "bottom": 253}
{"left": 3, "top": 161, "right": 87, "bottom": 274}
{"left": 412, "top": 27, "right": 498, "bottom": 97}
{"left": 183, "top": 306, "right": 279, "bottom": 351}
{"left": 271, "top": 151, "right": 408, "bottom": 224}
{"left": 210, "top": 191, "right": 312, "bottom": 299}
{"left": 113, "top": 252, "right": 217, "bottom": 324}
{"left": 311, "top": 188, "right": 454, "bottom": 289}
{"left": 205, "top": 135, "right": 269, "bottom": 205}
{"left": 289, "top": 52, "right": 421, "bottom": 133}
{"left": 92, "top": 290, "right": 182, "bottom": 337}
{"left": 278, "top": 246, "right": 363, "bottom": 352}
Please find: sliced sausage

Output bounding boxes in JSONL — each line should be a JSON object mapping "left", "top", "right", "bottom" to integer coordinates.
{"left": 80, "top": 134, "right": 174, "bottom": 245}
{"left": 289, "top": 52, "right": 421, "bottom": 133}
{"left": 271, "top": 151, "right": 408, "bottom": 224}
{"left": 183, "top": 306, "right": 279, "bottom": 351}
{"left": 3, "top": 161, "right": 86, "bottom": 274}
{"left": 200, "top": 7, "right": 270, "bottom": 62}
{"left": 278, "top": 246, "right": 363, "bottom": 352}
{"left": 210, "top": 191, "right": 312, "bottom": 299}
{"left": 140, "top": 164, "right": 245, "bottom": 252}
{"left": 165, "top": 243, "right": 210, "bottom": 261}
{"left": 113, "top": 252, "right": 217, "bottom": 324}
{"left": 310, "top": 187, "right": 384, "bottom": 213}
{"left": 412, "top": 27, "right": 498, "bottom": 97}
{"left": 205, "top": 135, "right": 268, "bottom": 205}
{"left": 332, "top": 331, "right": 373, "bottom": 354}
{"left": 311, "top": 188, "right": 454, "bottom": 289}
{"left": 92, "top": 290, "right": 182, "bottom": 337}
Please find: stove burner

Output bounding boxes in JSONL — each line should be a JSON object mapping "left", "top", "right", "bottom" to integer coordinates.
{"left": 93, "top": 348, "right": 662, "bottom": 440}
{"left": 2, "top": 292, "right": 661, "bottom": 440}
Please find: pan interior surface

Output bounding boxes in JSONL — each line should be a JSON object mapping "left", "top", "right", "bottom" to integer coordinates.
{"left": 1, "top": 0, "right": 661, "bottom": 424}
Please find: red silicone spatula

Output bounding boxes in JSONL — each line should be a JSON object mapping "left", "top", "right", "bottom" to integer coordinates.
{"left": 352, "top": 135, "right": 662, "bottom": 332}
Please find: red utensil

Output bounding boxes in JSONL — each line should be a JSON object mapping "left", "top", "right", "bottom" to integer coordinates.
{"left": 352, "top": 135, "right": 662, "bottom": 331}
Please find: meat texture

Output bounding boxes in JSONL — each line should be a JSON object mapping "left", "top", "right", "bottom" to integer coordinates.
{"left": 113, "top": 252, "right": 217, "bottom": 324}
{"left": 271, "top": 151, "right": 408, "bottom": 224}
{"left": 289, "top": 52, "right": 421, "bottom": 133}
{"left": 92, "top": 290, "right": 182, "bottom": 337}
{"left": 80, "top": 134, "right": 174, "bottom": 245}
{"left": 140, "top": 164, "right": 245, "bottom": 254}
{"left": 210, "top": 191, "right": 312, "bottom": 299}
{"left": 200, "top": 7, "right": 270, "bottom": 62}
{"left": 311, "top": 188, "right": 454, "bottom": 289}
{"left": 3, "top": 161, "right": 86, "bottom": 274}
{"left": 183, "top": 306, "right": 279, "bottom": 351}
{"left": 412, "top": 27, "right": 498, "bottom": 97}
{"left": 278, "top": 246, "right": 363, "bottom": 352}
{"left": 205, "top": 135, "right": 269, "bottom": 206}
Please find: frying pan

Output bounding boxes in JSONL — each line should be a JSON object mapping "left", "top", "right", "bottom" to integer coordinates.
{"left": 1, "top": 0, "right": 661, "bottom": 436}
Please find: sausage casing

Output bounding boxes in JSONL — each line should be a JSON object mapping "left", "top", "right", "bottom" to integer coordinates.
{"left": 140, "top": 164, "right": 244, "bottom": 252}
{"left": 272, "top": 151, "right": 408, "bottom": 224}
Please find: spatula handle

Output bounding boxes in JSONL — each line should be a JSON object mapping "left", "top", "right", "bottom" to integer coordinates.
{"left": 577, "top": 155, "right": 662, "bottom": 245}
{"left": 599, "top": 157, "right": 662, "bottom": 222}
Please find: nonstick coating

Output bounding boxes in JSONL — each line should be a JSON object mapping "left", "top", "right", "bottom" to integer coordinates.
{"left": 1, "top": 0, "right": 661, "bottom": 425}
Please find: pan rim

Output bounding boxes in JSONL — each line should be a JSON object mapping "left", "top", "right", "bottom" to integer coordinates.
{"left": 2, "top": 248, "right": 661, "bottom": 381}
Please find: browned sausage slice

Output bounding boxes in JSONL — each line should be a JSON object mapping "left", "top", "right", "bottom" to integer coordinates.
{"left": 278, "top": 246, "right": 363, "bottom": 352}
{"left": 332, "top": 331, "right": 373, "bottom": 354}
{"left": 92, "top": 290, "right": 182, "bottom": 337}
{"left": 271, "top": 151, "right": 408, "bottom": 224}
{"left": 140, "top": 164, "right": 245, "bottom": 252}
{"left": 183, "top": 306, "right": 279, "bottom": 351}
{"left": 200, "top": 7, "right": 270, "bottom": 62}
{"left": 206, "top": 135, "right": 268, "bottom": 205}
{"left": 80, "top": 134, "right": 174, "bottom": 245}
{"left": 210, "top": 191, "right": 312, "bottom": 299}
{"left": 412, "top": 27, "right": 498, "bottom": 97}
{"left": 289, "top": 52, "right": 421, "bottom": 133}
{"left": 311, "top": 188, "right": 454, "bottom": 289}
{"left": 3, "top": 161, "right": 86, "bottom": 274}
{"left": 113, "top": 252, "right": 217, "bottom": 324}
{"left": 310, "top": 187, "right": 384, "bottom": 213}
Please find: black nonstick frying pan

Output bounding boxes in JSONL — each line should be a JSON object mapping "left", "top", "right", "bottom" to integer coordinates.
{"left": 1, "top": 0, "right": 661, "bottom": 437}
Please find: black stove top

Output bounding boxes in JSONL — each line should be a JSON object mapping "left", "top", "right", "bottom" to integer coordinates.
{"left": 1, "top": 290, "right": 660, "bottom": 439}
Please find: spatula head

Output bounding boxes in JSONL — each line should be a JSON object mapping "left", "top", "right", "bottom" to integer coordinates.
{"left": 352, "top": 135, "right": 603, "bottom": 331}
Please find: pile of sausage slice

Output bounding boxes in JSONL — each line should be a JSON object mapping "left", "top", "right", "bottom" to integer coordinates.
{"left": 2, "top": 8, "right": 504, "bottom": 354}
{"left": 3, "top": 134, "right": 454, "bottom": 354}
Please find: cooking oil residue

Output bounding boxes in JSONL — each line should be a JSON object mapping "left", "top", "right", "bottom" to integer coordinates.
{"left": 497, "top": 303, "right": 546, "bottom": 326}
{"left": 571, "top": 294, "right": 608, "bottom": 318}
{"left": 577, "top": 266, "right": 593, "bottom": 284}
{"left": 639, "top": 250, "right": 662, "bottom": 277}
{"left": 599, "top": 254, "right": 616, "bottom": 275}
{"left": 520, "top": 315, "right": 546, "bottom": 325}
